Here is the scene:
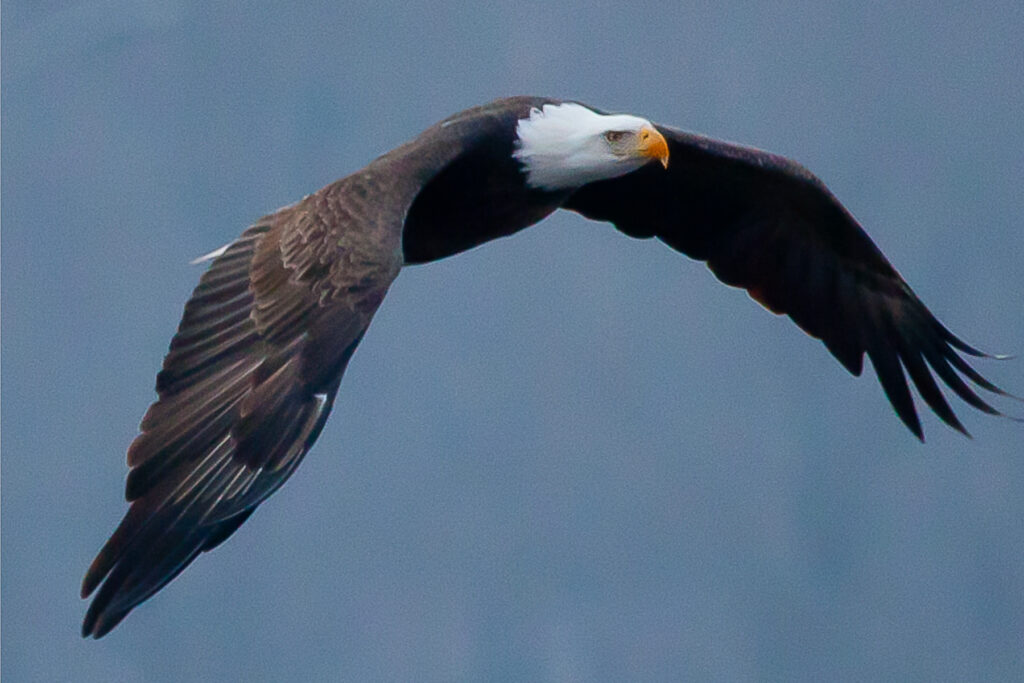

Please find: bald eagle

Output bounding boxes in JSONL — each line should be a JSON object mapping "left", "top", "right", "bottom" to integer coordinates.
{"left": 81, "top": 96, "right": 1015, "bottom": 637}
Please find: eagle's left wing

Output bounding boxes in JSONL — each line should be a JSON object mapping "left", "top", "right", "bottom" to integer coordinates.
{"left": 564, "top": 125, "right": 1016, "bottom": 439}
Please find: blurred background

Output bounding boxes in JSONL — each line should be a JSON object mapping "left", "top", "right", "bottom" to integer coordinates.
{"left": 3, "top": 2, "right": 1023, "bottom": 680}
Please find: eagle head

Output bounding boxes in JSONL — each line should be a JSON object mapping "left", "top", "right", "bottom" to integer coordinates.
{"left": 513, "top": 102, "right": 670, "bottom": 191}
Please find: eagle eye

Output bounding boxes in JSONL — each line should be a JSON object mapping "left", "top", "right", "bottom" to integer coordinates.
{"left": 604, "top": 130, "right": 627, "bottom": 143}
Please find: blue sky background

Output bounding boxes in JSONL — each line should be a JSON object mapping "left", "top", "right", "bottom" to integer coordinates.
{"left": 3, "top": 2, "right": 1023, "bottom": 680}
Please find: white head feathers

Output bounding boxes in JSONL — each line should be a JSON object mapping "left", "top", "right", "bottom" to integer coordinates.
{"left": 513, "top": 103, "right": 656, "bottom": 191}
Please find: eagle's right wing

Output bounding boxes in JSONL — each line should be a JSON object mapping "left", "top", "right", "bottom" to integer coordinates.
{"left": 82, "top": 187, "right": 397, "bottom": 637}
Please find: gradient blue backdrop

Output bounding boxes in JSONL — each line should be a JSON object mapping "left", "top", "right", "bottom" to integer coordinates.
{"left": 3, "top": 2, "right": 1023, "bottom": 680}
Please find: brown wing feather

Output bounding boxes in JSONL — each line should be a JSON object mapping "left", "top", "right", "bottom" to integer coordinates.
{"left": 82, "top": 185, "right": 398, "bottom": 637}
{"left": 564, "top": 125, "right": 1014, "bottom": 439}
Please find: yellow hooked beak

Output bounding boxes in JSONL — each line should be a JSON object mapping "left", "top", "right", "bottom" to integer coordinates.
{"left": 638, "top": 126, "right": 670, "bottom": 169}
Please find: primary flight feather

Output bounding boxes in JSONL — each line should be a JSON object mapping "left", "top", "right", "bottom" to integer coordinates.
{"left": 82, "top": 96, "right": 1015, "bottom": 637}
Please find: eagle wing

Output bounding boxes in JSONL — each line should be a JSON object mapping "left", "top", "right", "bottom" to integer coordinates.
{"left": 564, "top": 125, "right": 1014, "bottom": 439}
{"left": 81, "top": 189, "right": 398, "bottom": 638}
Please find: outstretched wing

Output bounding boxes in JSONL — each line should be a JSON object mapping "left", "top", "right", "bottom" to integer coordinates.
{"left": 564, "top": 125, "right": 1014, "bottom": 439}
{"left": 81, "top": 189, "right": 398, "bottom": 638}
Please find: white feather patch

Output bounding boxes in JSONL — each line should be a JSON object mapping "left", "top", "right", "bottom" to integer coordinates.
{"left": 190, "top": 243, "right": 230, "bottom": 265}
{"left": 513, "top": 103, "right": 652, "bottom": 191}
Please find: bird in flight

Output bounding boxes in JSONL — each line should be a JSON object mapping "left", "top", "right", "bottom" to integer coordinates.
{"left": 82, "top": 96, "right": 1016, "bottom": 637}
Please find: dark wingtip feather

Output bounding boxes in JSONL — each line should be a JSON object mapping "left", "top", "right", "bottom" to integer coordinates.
{"left": 939, "top": 324, "right": 992, "bottom": 358}
{"left": 941, "top": 344, "right": 1022, "bottom": 401}
{"left": 81, "top": 603, "right": 103, "bottom": 638}
{"left": 892, "top": 322, "right": 972, "bottom": 437}
{"left": 937, "top": 321, "right": 1017, "bottom": 362}
{"left": 81, "top": 557, "right": 106, "bottom": 600}
{"left": 913, "top": 323, "right": 1024, "bottom": 428}
{"left": 860, "top": 304, "right": 924, "bottom": 439}
{"left": 82, "top": 605, "right": 128, "bottom": 639}
{"left": 869, "top": 347, "right": 924, "bottom": 440}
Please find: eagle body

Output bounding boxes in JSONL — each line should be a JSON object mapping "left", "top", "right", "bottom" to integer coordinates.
{"left": 81, "top": 96, "right": 1015, "bottom": 637}
{"left": 400, "top": 96, "right": 569, "bottom": 262}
